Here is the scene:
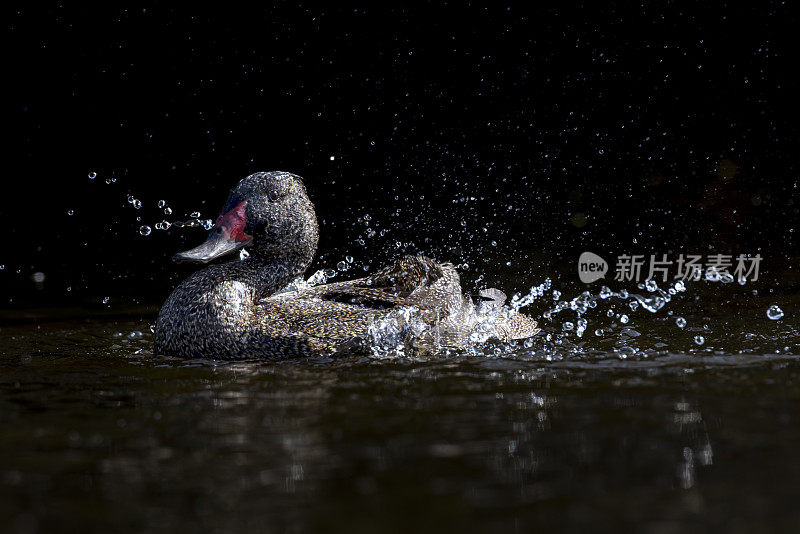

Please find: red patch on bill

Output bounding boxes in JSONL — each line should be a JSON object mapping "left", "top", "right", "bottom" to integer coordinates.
{"left": 214, "top": 200, "right": 251, "bottom": 243}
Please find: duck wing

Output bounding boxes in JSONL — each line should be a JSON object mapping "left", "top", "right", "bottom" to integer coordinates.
{"left": 266, "top": 255, "right": 463, "bottom": 312}
{"left": 266, "top": 278, "right": 407, "bottom": 309}
{"left": 251, "top": 256, "right": 454, "bottom": 355}
{"left": 361, "top": 255, "right": 446, "bottom": 297}
{"left": 256, "top": 255, "right": 538, "bottom": 356}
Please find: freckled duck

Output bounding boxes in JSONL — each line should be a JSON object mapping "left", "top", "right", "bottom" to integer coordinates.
{"left": 153, "top": 171, "right": 538, "bottom": 359}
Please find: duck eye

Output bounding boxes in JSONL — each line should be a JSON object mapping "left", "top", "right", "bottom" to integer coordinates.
{"left": 268, "top": 190, "right": 279, "bottom": 202}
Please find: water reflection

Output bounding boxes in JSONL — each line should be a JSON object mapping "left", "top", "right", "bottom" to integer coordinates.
{"left": 672, "top": 400, "right": 713, "bottom": 490}
{"left": 2, "top": 318, "right": 800, "bottom": 531}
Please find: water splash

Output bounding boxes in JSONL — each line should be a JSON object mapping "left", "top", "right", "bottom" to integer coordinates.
{"left": 273, "top": 266, "right": 339, "bottom": 296}
{"left": 80, "top": 176, "right": 214, "bottom": 237}
{"left": 486, "top": 269, "right": 787, "bottom": 360}
{"left": 367, "top": 306, "right": 429, "bottom": 359}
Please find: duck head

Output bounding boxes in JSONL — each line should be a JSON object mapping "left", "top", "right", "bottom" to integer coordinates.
{"left": 173, "top": 171, "right": 319, "bottom": 265}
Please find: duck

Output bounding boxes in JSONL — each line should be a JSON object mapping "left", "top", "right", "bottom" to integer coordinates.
{"left": 153, "top": 171, "right": 538, "bottom": 360}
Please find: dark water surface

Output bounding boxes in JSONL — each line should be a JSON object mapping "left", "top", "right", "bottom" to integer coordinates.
{"left": 1, "top": 293, "right": 799, "bottom": 533}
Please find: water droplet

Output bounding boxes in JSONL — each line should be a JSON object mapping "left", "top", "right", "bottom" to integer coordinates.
{"left": 563, "top": 322, "right": 574, "bottom": 331}
{"left": 306, "top": 270, "right": 327, "bottom": 286}
{"left": 346, "top": 255, "right": 353, "bottom": 263}
{"left": 239, "top": 249, "right": 250, "bottom": 261}
{"left": 767, "top": 305, "right": 784, "bottom": 320}
{"left": 132, "top": 199, "right": 142, "bottom": 209}
{"left": 337, "top": 261, "right": 348, "bottom": 271}
{"left": 31, "top": 272, "right": 45, "bottom": 283}
{"left": 88, "top": 171, "right": 97, "bottom": 179}
{"left": 694, "top": 335, "right": 704, "bottom": 345}
{"left": 323, "top": 268, "right": 337, "bottom": 279}
{"left": 645, "top": 279, "right": 657, "bottom": 292}
{"left": 139, "top": 225, "right": 151, "bottom": 236}
{"left": 190, "top": 211, "right": 201, "bottom": 218}
{"left": 102, "top": 296, "right": 110, "bottom": 304}
{"left": 619, "top": 314, "right": 629, "bottom": 324}
{"left": 157, "top": 200, "right": 166, "bottom": 208}
{"left": 630, "top": 293, "right": 665, "bottom": 313}
{"left": 595, "top": 329, "right": 603, "bottom": 336}
{"left": 576, "top": 318, "right": 587, "bottom": 337}
{"left": 66, "top": 209, "right": 74, "bottom": 216}
{"left": 164, "top": 207, "right": 173, "bottom": 215}
{"left": 202, "top": 219, "right": 214, "bottom": 230}
{"left": 676, "top": 317, "right": 687, "bottom": 328}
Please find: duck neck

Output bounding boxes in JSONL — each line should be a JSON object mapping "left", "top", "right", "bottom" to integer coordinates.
{"left": 217, "top": 249, "right": 313, "bottom": 299}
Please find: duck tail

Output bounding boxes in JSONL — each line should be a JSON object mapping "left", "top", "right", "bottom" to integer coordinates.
{"left": 496, "top": 313, "right": 540, "bottom": 341}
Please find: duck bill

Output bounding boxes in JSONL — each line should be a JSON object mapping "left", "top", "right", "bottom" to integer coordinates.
{"left": 172, "top": 200, "right": 253, "bottom": 264}
{"left": 172, "top": 232, "right": 251, "bottom": 263}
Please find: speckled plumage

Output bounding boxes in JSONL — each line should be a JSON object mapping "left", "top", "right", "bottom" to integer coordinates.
{"left": 153, "top": 171, "right": 538, "bottom": 360}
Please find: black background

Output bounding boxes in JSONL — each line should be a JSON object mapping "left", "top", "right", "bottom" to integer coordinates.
{"left": 4, "top": 3, "right": 799, "bottom": 308}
